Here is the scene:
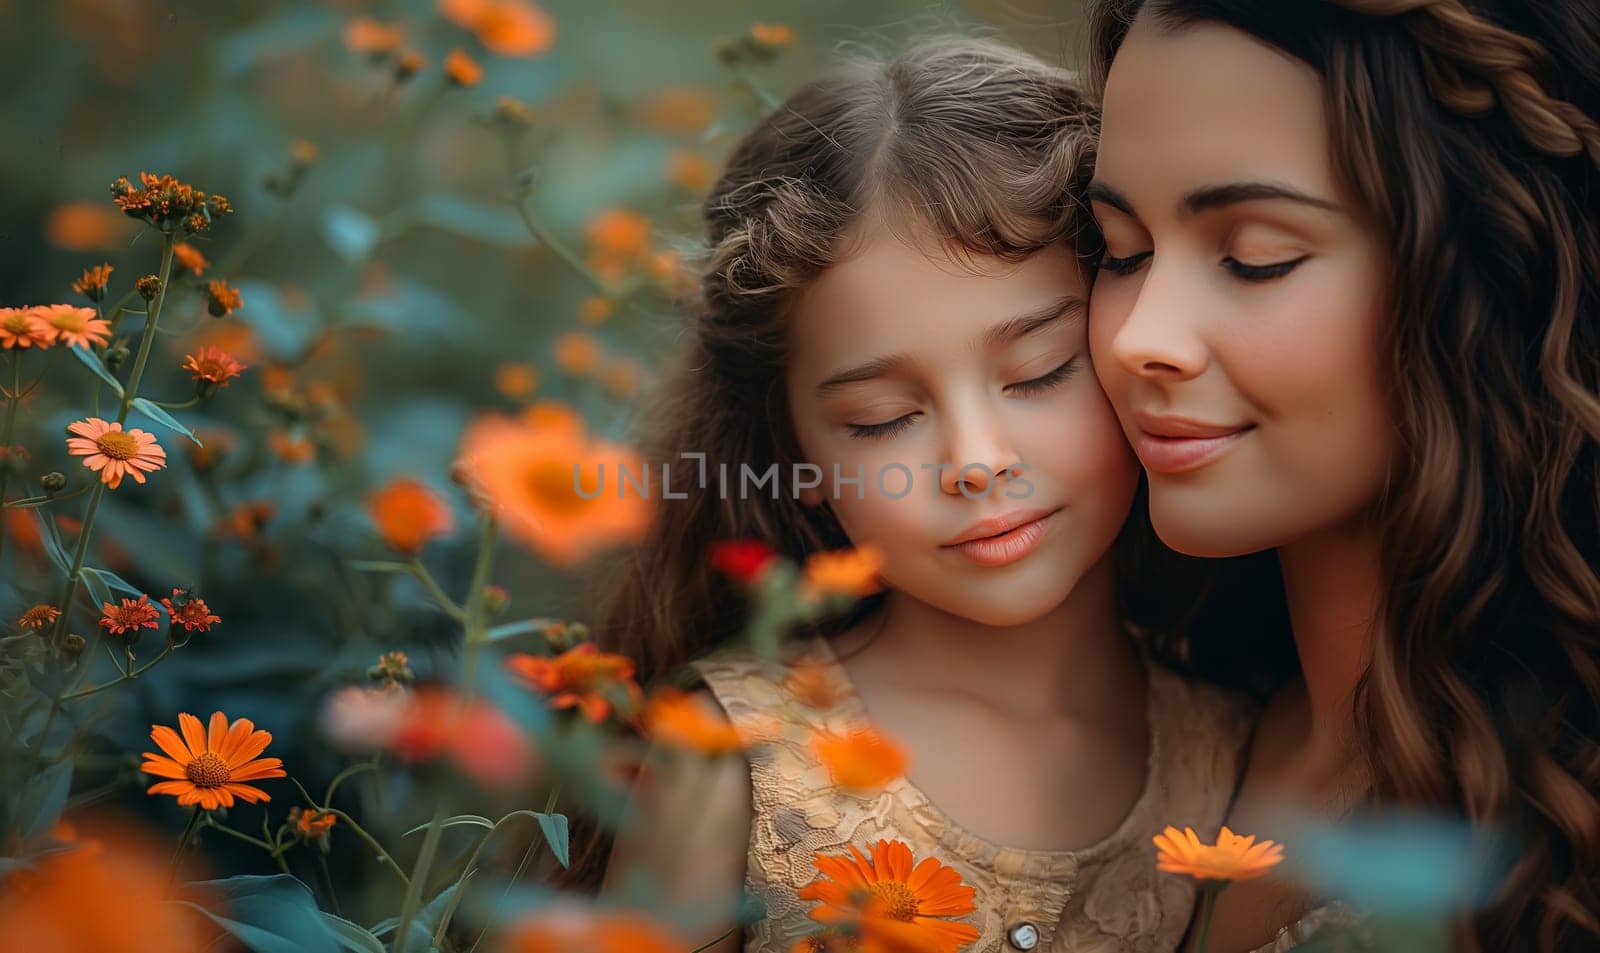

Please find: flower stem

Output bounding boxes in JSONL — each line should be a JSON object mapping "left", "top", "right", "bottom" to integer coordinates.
{"left": 405, "top": 559, "right": 468, "bottom": 624}
{"left": 1191, "top": 883, "right": 1224, "bottom": 953}
{"left": 168, "top": 806, "right": 204, "bottom": 887}
{"left": 391, "top": 799, "right": 449, "bottom": 953}
{"left": 458, "top": 512, "right": 498, "bottom": 698}
{"left": 0, "top": 351, "right": 20, "bottom": 563}
{"left": 62, "top": 643, "right": 174, "bottom": 702}
{"left": 323, "top": 808, "right": 410, "bottom": 887}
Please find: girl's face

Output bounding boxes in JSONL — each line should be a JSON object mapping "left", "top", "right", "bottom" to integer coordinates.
{"left": 785, "top": 214, "right": 1138, "bottom": 627}
{"left": 1088, "top": 15, "right": 1396, "bottom": 558}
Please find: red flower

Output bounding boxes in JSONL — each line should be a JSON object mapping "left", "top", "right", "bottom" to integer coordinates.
{"left": 100, "top": 594, "right": 161, "bottom": 636}
{"left": 710, "top": 539, "right": 778, "bottom": 584}
{"left": 161, "top": 589, "right": 221, "bottom": 633}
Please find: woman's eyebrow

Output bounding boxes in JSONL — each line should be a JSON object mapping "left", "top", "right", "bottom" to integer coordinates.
{"left": 1088, "top": 178, "right": 1339, "bottom": 216}
{"left": 814, "top": 295, "right": 1083, "bottom": 398}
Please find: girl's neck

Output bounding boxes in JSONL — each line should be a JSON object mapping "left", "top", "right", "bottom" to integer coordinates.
{"left": 838, "top": 553, "right": 1140, "bottom": 719}
{"left": 1275, "top": 518, "right": 1383, "bottom": 752}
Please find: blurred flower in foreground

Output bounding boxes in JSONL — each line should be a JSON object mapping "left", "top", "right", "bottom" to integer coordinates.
{"left": 0, "top": 817, "right": 213, "bottom": 952}
{"left": 440, "top": 0, "right": 555, "bottom": 57}
{"left": 46, "top": 201, "right": 138, "bottom": 251}
{"left": 506, "top": 641, "right": 641, "bottom": 723}
{"left": 344, "top": 16, "right": 404, "bottom": 55}
{"left": 1285, "top": 810, "right": 1507, "bottom": 918}
{"left": 141, "top": 711, "right": 287, "bottom": 810}
{"left": 32, "top": 304, "right": 111, "bottom": 348}
{"left": 445, "top": 48, "right": 484, "bottom": 86}
{"left": 1154, "top": 825, "right": 1284, "bottom": 884}
{"left": 554, "top": 332, "right": 601, "bottom": 374}
{"left": 798, "top": 839, "right": 980, "bottom": 953}
{"left": 709, "top": 539, "right": 778, "bottom": 585}
{"left": 453, "top": 409, "right": 653, "bottom": 566}
{"left": 810, "top": 726, "right": 907, "bottom": 794}
{"left": 205, "top": 279, "right": 242, "bottom": 317}
{"left": 584, "top": 208, "right": 650, "bottom": 279}
{"left": 322, "top": 685, "right": 536, "bottom": 789}
{"left": 66, "top": 417, "right": 167, "bottom": 489}
{"left": 495, "top": 905, "right": 686, "bottom": 953}
{"left": 494, "top": 361, "right": 540, "bottom": 399}
{"left": 640, "top": 688, "right": 750, "bottom": 754}
{"left": 367, "top": 476, "right": 455, "bottom": 555}
{"left": 173, "top": 241, "right": 209, "bottom": 275}
{"left": 801, "top": 545, "right": 885, "bottom": 601}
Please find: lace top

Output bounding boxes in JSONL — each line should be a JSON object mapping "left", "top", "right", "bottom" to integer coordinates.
{"left": 1246, "top": 903, "right": 1360, "bottom": 952}
{"left": 690, "top": 635, "right": 1257, "bottom": 953}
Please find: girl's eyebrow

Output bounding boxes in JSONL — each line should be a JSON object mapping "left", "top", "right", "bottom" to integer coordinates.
{"left": 814, "top": 295, "right": 1083, "bottom": 398}
{"left": 1088, "top": 179, "right": 1340, "bottom": 216}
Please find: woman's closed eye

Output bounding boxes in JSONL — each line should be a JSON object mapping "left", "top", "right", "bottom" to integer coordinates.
{"left": 845, "top": 359, "right": 1082, "bottom": 440}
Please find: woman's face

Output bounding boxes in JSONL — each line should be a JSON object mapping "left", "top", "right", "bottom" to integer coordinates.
{"left": 786, "top": 213, "right": 1138, "bottom": 627}
{"left": 1088, "top": 13, "right": 1396, "bottom": 558}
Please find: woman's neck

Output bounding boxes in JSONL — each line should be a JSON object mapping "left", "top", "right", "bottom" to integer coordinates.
{"left": 1276, "top": 518, "right": 1383, "bottom": 753}
{"left": 842, "top": 553, "right": 1141, "bottom": 719}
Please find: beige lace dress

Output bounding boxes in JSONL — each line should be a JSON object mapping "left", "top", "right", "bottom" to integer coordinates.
{"left": 690, "top": 635, "right": 1257, "bottom": 953}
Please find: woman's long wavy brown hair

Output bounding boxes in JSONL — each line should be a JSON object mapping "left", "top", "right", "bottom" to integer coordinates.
{"left": 1085, "top": 1, "right": 1600, "bottom": 949}
{"left": 558, "top": 36, "right": 1113, "bottom": 891}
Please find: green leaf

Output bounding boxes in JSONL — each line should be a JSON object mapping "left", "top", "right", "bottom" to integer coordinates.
{"left": 32, "top": 509, "right": 71, "bottom": 573}
{"left": 369, "top": 885, "right": 455, "bottom": 953}
{"left": 535, "top": 811, "right": 570, "bottom": 868}
{"left": 130, "top": 397, "right": 202, "bottom": 447}
{"left": 13, "top": 760, "right": 71, "bottom": 845}
{"left": 79, "top": 567, "right": 112, "bottom": 613}
{"left": 317, "top": 913, "right": 385, "bottom": 953}
{"left": 178, "top": 874, "right": 338, "bottom": 953}
{"left": 68, "top": 345, "right": 124, "bottom": 396}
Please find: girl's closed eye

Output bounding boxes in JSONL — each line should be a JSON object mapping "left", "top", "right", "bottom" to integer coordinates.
{"left": 845, "top": 357, "right": 1083, "bottom": 441}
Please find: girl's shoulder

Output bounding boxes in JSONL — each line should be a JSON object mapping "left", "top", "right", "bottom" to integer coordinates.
{"left": 687, "top": 636, "right": 856, "bottom": 740}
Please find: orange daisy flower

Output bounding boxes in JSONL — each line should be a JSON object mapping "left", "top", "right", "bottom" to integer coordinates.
{"left": 17, "top": 604, "right": 62, "bottom": 630}
{"left": 802, "top": 545, "right": 886, "bottom": 600}
{"left": 453, "top": 410, "right": 653, "bottom": 566}
{"left": 0, "top": 307, "right": 52, "bottom": 349}
{"left": 799, "top": 839, "right": 980, "bottom": 953}
{"left": 181, "top": 346, "right": 248, "bottom": 388}
{"left": 142, "top": 711, "right": 286, "bottom": 810}
{"left": 72, "top": 263, "right": 114, "bottom": 302}
{"left": 505, "top": 642, "right": 642, "bottom": 722}
{"left": 810, "top": 725, "right": 908, "bottom": 793}
{"left": 206, "top": 280, "right": 242, "bottom": 317}
{"left": 31, "top": 304, "right": 111, "bottom": 348}
{"left": 499, "top": 907, "right": 685, "bottom": 953}
{"left": 160, "top": 588, "right": 221, "bottom": 633}
{"left": 100, "top": 593, "right": 162, "bottom": 637}
{"left": 439, "top": 0, "right": 555, "bottom": 57}
{"left": 367, "top": 476, "right": 455, "bottom": 554}
{"left": 66, "top": 417, "right": 167, "bottom": 489}
{"left": 173, "top": 241, "right": 210, "bottom": 275}
{"left": 445, "top": 48, "right": 483, "bottom": 86}
{"left": 1153, "top": 826, "right": 1285, "bottom": 884}
{"left": 640, "top": 688, "right": 749, "bottom": 754}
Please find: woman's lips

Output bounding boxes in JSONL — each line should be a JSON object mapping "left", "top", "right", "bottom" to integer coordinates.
{"left": 944, "top": 507, "right": 1061, "bottom": 568}
{"left": 1133, "top": 413, "right": 1255, "bottom": 474}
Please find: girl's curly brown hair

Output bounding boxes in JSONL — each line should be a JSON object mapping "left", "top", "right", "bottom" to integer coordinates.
{"left": 1085, "top": 1, "right": 1600, "bottom": 949}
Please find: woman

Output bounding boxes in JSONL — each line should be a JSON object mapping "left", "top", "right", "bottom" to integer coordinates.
{"left": 1080, "top": 1, "right": 1600, "bottom": 950}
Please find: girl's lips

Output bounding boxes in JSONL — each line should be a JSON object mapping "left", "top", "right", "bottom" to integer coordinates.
{"left": 1133, "top": 426, "right": 1254, "bottom": 474}
{"left": 945, "top": 507, "right": 1061, "bottom": 568}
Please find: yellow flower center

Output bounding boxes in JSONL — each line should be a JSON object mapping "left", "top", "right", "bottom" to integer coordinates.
{"left": 185, "top": 752, "right": 231, "bottom": 788}
{"left": 96, "top": 430, "right": 141, "bottom": 460}
{"left": 2, "top": 314, "right": 28, "bottom": 333}
{"left": 526, "top": 460, "right": 599, "bottom": 515}
{"left": 49, "top": 311, "right": 87, "bottom": 332}
{"left": 868, "top": 880, "right": 920, "bottom": 921}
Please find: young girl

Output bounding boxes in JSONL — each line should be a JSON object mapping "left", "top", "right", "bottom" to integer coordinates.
{"left": 1083, "top": 1, "right": 1600, "bottom": 950}
{"left": 594, "top": 38, "right": 1255, "bottom": 953}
